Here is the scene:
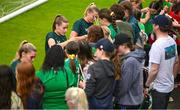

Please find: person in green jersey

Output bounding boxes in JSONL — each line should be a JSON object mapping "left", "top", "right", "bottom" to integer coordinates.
{"left": 98, "top": 8, "right": 117, "bottom": 40}
{"left": 110, "top": 4, "right": 134, "bottom": 40}
{"left": 162, "top": 0, "right": 172, "bottom": 13}
{"left": 141, "top": 0, "right": 163, "bottom": 36}
{"left": 65, "top": 41, "right": 80, "bottom": 87}
{"left": 36, "top": 45, "right": 74, "bottom": 109}
{"left": 70, "top": 3, "right": 99, "bottom": 41}
{"left": 45, "top": 15, "right": 75, "bottom": 53}
{"left": 134, "top": 9, "right": 145, "bottom": 32}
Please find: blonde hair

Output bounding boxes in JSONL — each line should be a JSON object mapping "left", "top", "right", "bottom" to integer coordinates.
{"left": 84, "top": 3, "right": 98, "bottom": 17}
{"left": 12, "top": 40, "right": 36, "bottom": 62}
{"left": 65, "top": 87, "right": 88, "bottom": 110}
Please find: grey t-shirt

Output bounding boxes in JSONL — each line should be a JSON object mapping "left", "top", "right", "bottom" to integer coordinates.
{"left": 149, "top": 36, "right": 177, "bottom": 93}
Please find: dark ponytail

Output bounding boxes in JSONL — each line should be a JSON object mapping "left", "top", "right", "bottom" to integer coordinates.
{"left": 65, "top": 41, "right": 79, "bottom": 73}
{"left": 110, "top": 11, "right": 118, "bottom": 33}
{"left": 110, "top": 4, "right": 125, "bottom": 32}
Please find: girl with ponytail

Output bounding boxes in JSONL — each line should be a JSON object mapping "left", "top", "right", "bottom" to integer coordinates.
{"left": 98, "top": 8, "right": 117, "bottom": 40}
{"left": 65, "top": 41, "right": 80, "bottom": 87}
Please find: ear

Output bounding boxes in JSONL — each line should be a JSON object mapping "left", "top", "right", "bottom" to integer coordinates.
{"left": 21, "top": 51, "right": 26, "bottom": 57}
{"left": 154, "top": 24, "right": 159, "bottom": 30}
{"left": 55, "top": 24, "right": 60, "bottom": 29}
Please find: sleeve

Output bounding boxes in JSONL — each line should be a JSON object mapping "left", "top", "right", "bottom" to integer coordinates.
{"left": 117, "top": 59, "right": 138, "bottom": 97}
{"left": 72, "top": 20, "right": 81, "bottom": 34}
{"left": 46, "top": 32, "right": 54, "bottom": 41}
{"left": 85, "top": 65, "right": 96, "bottom": 97}
{"left": 149, "top": 43, "right": 161, "bottom": 64}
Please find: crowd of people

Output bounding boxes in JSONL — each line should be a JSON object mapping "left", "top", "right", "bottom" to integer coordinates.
{"left": 0, "top": 0, "right": 180, "bottom": 109}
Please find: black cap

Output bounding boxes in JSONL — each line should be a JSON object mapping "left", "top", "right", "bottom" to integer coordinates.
{"left": 150, "top": 15, "right": 172, "bottom": 28}
{"left": 94, "top": 38, "right": 114, "bottom": 53}
{"left": 114, "top": 33, "right": 132, "bottom": 48}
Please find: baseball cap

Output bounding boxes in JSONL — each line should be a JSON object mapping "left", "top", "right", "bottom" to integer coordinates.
{"left": 150, "top": 15, "right": 172, "bottom": 28}
{"left": 93, "top": 38, "right": 114, "bottom": 53}
{"left": 114, "top": 33, "right": 132, "bottom": 48}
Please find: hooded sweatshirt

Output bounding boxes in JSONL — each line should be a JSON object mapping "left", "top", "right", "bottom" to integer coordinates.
{"left": 85, "top": 59, "right": 115, "bottom": 99}
{"left": 114, "top": 49, "right": 145, "bottom": 106}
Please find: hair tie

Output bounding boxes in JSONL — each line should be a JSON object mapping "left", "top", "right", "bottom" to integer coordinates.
{"left": 69, "top": 54, "right": 76, "bottom": 60}
{"left": 110, "top": 12, "right": 114, "bottom": 16}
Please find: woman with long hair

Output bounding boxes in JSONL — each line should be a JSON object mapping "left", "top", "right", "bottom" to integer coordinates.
{"left": 113, "top": 33, "right": 145, "bottom": 109}
{"left": 78, "top": 40, "right": 95, "bottom": 78}
{"left": 110, "top": 4, "right": 134, "bottom": 40}
{"left": 98, "top": 8, "right": 117, "bottom": 40}
{"left": 70, "top": 3, "right": 99, "bottom": 40}
{"left": 16, "top": 62, "right": 44, "bottom": 109}
{"left": 36, "top": 45, "right": 75, "bottom": 109}
{"left": 87, "top": 25, "right": 104, "bottom": 43}
{"left": 77, "top": 40, "right": 95, "bottom": 89}
{"left": 10, "top": 40, "right": 36, "bottom": 90}
{"left": 119, "top": 1, "right": 141, "bottom": 44}
{"left": 0, "top": 65, "right": 23, "bottom": 109}
{"left": 86, "top": 25, "right": 105, "bottom": 57}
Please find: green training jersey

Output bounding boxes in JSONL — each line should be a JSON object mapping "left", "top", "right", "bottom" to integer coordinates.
{"left": 72, "top": 18, "right": 93, "bottom": 36}
{"left": 108, "top": 24, "right": 117, "bottom": 40}
{"left": 45, "top": 32, "right": 67, "bottom": 53}
{"left": 36, "top": 66, "right": 75, "bottom": 109}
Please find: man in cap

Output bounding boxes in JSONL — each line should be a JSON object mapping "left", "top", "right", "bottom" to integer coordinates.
{"left": 145, "top": 15, "right": 179, "bottom": 109}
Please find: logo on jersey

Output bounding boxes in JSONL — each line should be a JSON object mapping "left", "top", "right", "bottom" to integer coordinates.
{"left": 165, "top": 44, "right": 176, "bottom": 60}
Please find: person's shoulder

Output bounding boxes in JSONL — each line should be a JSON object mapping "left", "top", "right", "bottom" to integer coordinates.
{"left": 74, "top": 18, "right": 84, "bottom": 24}
{"left": 125, "top": 56, "right": 139, "bottom": 64}
{"left": 11, "top": 59, "right": 20, "bottom": 65}
{"left": 46, "top": 32, "right": 54, "bottom": 36}
{"left": 10, "top": 59, "right": 20, "bottom": 68}
{"left": 65, "top": 58, "right": 70, "bottom": 65}
{"left": 89, "top": 60, "right": 106, "bottom": 70}
{"left": 46, "top": 32, "right": 56, "bottom": 39}
{"left": 168, "top": 36, "right": 176, "bottom": 43}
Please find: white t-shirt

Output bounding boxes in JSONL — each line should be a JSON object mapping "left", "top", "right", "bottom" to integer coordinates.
{"left": 149, "top": 36, "right": 177, "bottom": 93}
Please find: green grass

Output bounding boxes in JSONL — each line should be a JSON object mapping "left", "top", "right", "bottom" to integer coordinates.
{"left": 0, "top": 0, "right": 117, "bottom": 69}
{"left": 0, "top": 0, "right": 150, "bottom": 69}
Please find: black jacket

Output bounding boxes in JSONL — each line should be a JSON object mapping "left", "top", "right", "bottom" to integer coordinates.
{"left": 85, "top": 59, "right": 115, "bottom": 99}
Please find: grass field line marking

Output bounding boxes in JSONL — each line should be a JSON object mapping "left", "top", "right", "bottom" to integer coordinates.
{"left": 0, "top": 0, "right": 48, "bottom": 23}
